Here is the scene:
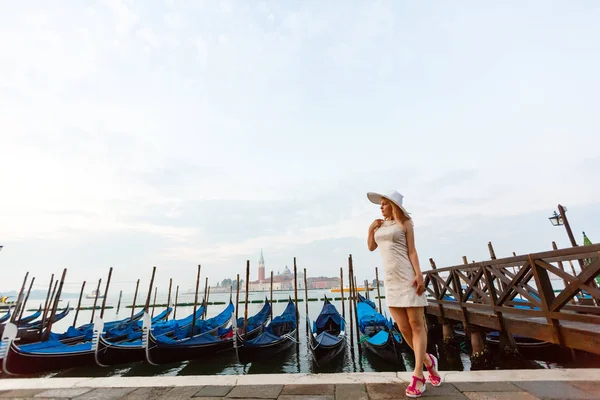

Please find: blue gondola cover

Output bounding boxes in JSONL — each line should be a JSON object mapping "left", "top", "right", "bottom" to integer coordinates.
{"left": 315, "top": 302, "right": 343, "bottom": 330}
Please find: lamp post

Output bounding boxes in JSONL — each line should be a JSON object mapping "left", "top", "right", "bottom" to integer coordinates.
{"left": 548, "top": 204, "right": 584, "bottom": 270}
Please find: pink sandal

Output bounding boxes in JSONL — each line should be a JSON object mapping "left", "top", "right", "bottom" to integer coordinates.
{"left": 405, "top": 375, "right": 426, "bottom": 398}
{"left": 425, "top": 353, "right": 442, "bottom": 386}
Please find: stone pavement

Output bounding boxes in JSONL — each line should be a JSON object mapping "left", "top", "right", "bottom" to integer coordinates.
{"left": 0, "top": 370, "right": 598, "bottom": 400}
{"left": 2, "top": 381, "right": 600, "bottom": 400}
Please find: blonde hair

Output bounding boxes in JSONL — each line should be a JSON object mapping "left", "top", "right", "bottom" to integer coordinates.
{"left": 390, "top": 201, "right": 411, "bottom": 224}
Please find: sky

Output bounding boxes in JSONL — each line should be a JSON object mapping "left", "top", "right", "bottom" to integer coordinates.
{"left": 1, "top": 0, "right": 599, "bottom": 297}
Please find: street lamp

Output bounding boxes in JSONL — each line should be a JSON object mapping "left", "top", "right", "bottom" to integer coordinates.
{"left": 550, "top": 204, "right": 578, "bottom": 247}
{"left": 549, "top": 204, "right": 584, "bottom": 269}
{"left": 548, "top": 211, "right": 563, "bottom": 226}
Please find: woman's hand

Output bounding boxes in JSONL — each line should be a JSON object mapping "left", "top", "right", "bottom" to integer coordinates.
{"left": 412, "top": 274, "right": 425, "bottom": 296}
{"left": 369, "top": 219, "right": 383, "bottom": 231}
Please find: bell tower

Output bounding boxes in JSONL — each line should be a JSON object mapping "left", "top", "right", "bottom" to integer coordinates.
{"left": 258, "top": 249, "right": 265, "bottom": 281}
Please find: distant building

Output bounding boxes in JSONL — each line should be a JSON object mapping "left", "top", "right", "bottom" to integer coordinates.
{"left": 307, "top": 277, "right": 340, "bottom": 289}
{"left": 258, "top": 249, "right": 266, "bottom": 281}
{"left": 247, "top": 251, "right": 339, "bottom": 291}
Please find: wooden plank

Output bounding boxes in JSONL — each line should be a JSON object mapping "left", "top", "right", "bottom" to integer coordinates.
{"left": 550, "top": 257, "right": 600, "bottom": 312}
{"left": 562, "top": 304, "right": 600, "bottom": 316}
{"left": 545, "top": 250, "right": 600, "bottom": 264}
{"left": 436, "top": 273, "right": 459, "bottom": 300}
{"left": 577, "top": 283, "right": 600, "bottom": 301}
{"left": 456, "top": 268, "right": 491, "bottom": 305}
{"left": 496, "top": 261, "right": 531, "bottom": 306}
{"left": 559, "top": 326, "right": 600, "bottom": 356}
{"left": 491, "top": 266, "right": 541, "bottom": 305}
{"left": 529, "top": 254, "right": 563, "bottom": 346}
{"left": 430, "top": 243, "right": 600, "bottom": 274}
{"left": 427, "top": 260, "right": 446, "bottom": 322}
{"left": 496, "top": 307, "right": 545, "bottom": 318}
{"left": 452, "top": 270, "right": 470, "bottom": 332}
{"left": 535, "top": 259, "right": 577, "bottom": 284}
{"left": 550, "top": 310, "right": 600, "bottom": 324}
{"left": 463, "top": 302, "right": 497, "bottom": 311}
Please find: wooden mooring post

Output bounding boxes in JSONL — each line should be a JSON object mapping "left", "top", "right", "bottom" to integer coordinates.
{"left": 174, "top": 285, "right": 179, "bottom": 319}
{"left": 375, "top": 267, "right": 382, "bottom": 312}
{"left": 191, "top": 265, "right": 201, "bottom": 337}
{"left": 340, "top": 267, "right": 345, "bottom": 319}
{"left": 130, "top": 279, "right": 140, "bottom": 320}
{"left": 235, "top": 274, "right": 240, "bottom": 321}
{"left": 72, "top": 281, "right": 86, "bottom": 327}
{"left": 166, "top": 279, "right": 172, "bottom": 321}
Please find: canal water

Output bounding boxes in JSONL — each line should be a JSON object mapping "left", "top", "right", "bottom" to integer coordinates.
{"left": 7, "top": 289, "right": 595, "bottom": 378}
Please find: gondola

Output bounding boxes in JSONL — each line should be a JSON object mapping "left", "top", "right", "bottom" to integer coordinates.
{"left": 16, "top": 304, "right": 143, "bottom": 345}
{"left": 94, "top": 305, "right": 205, "bottom": 367}
{"left": 0, "top": 306, "right": 49, "bottom": 338}
{"left": 308, "top": 296, "right": 346, "bottom": 366}
{"left": 16, "top": 306, "right": 42, "bottom": 325}
{"left": 0, "top": 306, "right": 41, "bottom": 326}
{"left": 1, "top": 308, "right": 166, "bottom": 375}
{"left": 144, "top": 300, "right": 270, "bottom": 366}
{"left": 0, "top": 304, "right": 71, "bottom": 344}
{"left": 355, "top": 293, "right": 403, "bottom": 365}
{"left": 0, "top": 308, "right": 11, "bottom": 324}
{"left": 234, "top": 297, "right": 297, "bottom": 364}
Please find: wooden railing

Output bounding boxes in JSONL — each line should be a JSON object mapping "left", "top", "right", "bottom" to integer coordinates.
{"left": 422, "top": 243, "right": 600, "bottom": 352}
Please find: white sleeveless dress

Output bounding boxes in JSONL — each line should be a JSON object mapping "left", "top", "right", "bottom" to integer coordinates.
{"left": 374, "top": 220, "right": 428, "bottom": 308}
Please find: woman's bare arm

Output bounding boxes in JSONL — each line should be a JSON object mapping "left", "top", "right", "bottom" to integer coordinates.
{"left": 368, "top": 227, "right": 378, "bottom": 251}
{"left": 367, "top": 219, "right": 382, "bottom": 251}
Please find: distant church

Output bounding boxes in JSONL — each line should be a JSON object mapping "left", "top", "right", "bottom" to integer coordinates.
{"left": 248, "top": 250, "right": 304, "bottom": 291}
{"left": 248, "top": 250, "right": 339, "bottom": 291}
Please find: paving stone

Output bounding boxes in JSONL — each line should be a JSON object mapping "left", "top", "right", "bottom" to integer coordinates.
{"left": 74, "top": 387, "right": 136, "bottom": 399}
{"left": 454, "top": 382, "right": 521, "bottom": 392}
{"left": 119, "top": 387, "right": 173, "bottom": 400}
{"left": 226, "top": 384, "right": 283, "bottom": 399}
{"left": 425, "top": 383, "right": 465, "bottom": 397}
{"left": 569, "top": 381, "right": 600, "bottom": 395}
{"left": 0, "top": 389, "right": 45, "bottom": 398}
{"left": 464, "top": 392, "right": 540, "bottom": 400}
{"left": 365, "top": 383, "right": 406, "bottom": 399}
{"left": 157, "top": 387, "right": 205, "bottom": 400}
{"left": 191, "top": 397, "right": 224, "bottom": 400}
{"left": 513, "top": 381, "right": 597, "bottom": 400}
{"left": 334, "top": 384, "right": 367, "bottom": 400}
{"left": 281, "top": 385, "right": 334, "bottom": 396}
{"left": 34, "top": 387, "right": 93, "bottom": 398}
{"left": 278, "top": 396, "right": 334, "bottom": 400}
{"left": 194, "top": 386, "right": 232, "bottom": 397}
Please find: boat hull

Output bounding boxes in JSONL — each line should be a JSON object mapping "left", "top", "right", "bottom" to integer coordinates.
{"left": 234, "top": 329, "right": 297, "bottom": 364}
{"left": 309, "top": 334, "right": 346, "bottom": 366}
{"left": 95, "top": 336, "right": 144, "bottom": 367}
{"left": 359, "top": 331, "right": 403, "bottom": 365}
{"left": 3, "top": 342, "right": 94, "bottom": 375}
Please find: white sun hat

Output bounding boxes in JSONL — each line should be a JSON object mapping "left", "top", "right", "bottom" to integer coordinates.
{"left": 367, "top": 190, "right": 411, "bottom": 219}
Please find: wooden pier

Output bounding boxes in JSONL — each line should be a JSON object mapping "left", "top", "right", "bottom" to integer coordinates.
{"left": 423, "top": 243, "right": 600, "bottom": 355}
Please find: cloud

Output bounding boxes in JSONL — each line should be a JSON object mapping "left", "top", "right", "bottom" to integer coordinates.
{"left": 0, "top": 0, "right": 599, "bottom": 293}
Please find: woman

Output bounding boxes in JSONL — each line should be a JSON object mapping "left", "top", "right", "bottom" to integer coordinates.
{"left": 367, "top": 190, "right": 441, "bottom": 398}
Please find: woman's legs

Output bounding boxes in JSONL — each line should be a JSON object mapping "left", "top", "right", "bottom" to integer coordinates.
{"left": 388, "top": 307, "right": 426, "bottom": 394}
{"left": 389, "top": 306, "right": 440, "bottom": 393}
{"left": 406, "top": 307, "right": 426, "bottom": 377}
{"left": 388, "top": 307, "right": 413, "bottom": 349}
